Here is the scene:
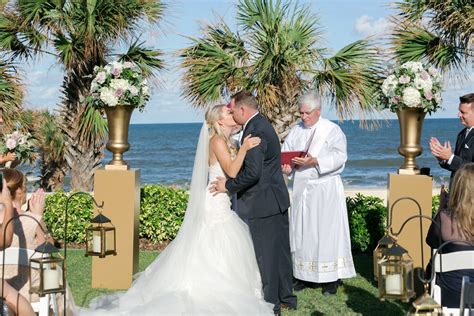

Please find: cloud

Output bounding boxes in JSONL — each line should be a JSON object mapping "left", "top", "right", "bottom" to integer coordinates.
{"left": 354, "top": 15, "right": 392, "bottom": 38}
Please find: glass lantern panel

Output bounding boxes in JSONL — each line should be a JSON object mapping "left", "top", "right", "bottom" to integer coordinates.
{"left": 90, "top": 229, "right": 103, "bottom": 253}
{"left": 379, "top": 261, "right": 406, "bottom": 297}
{"left": 403, "top": 261, "right": 414, "bottom": 293}
{"left": 105, "top": 229, "right": 115, "bottom": 252}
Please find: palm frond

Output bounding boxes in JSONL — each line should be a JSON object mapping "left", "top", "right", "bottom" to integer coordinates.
{"left": 180, "top": 22, "right": 248, "bottom": 106}
{"left": 118, "top": 39, "right": 164, "bottom": 78}
{"left": 76, "top": 105, "right": 108, "bottom": 147}
{"left": 313, "top": 39, "right": 384, "bottom": 119}
{"left": 391, "top": 24, "right": 465, "bottom": 72}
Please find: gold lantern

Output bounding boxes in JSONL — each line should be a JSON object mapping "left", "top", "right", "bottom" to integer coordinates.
{"left": 408, "top": 289, "right": 442, "bottom": 315}
{"left": 373, "top": 234, "right": 396, "bottom": 280}
{"left": 378, "top": 243, "right": 415, "bottom": 302}
{"left": 85, "top": 213, "right": 117, "bottom": 258}
{"left": 29, "top": 242, "right": 65, "bottom": 296}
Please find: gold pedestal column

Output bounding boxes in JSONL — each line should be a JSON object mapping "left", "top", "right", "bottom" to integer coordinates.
{"left": 92, "top": 168, "right": 140, "bottom": 289}
{"left": 387, "top": 174, "right": 432, "bottom": 295}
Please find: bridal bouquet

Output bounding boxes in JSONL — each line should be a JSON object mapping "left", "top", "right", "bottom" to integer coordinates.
{"left": 381, "top": 61, "right": 443, "bottom": 114}
{"left": 0, "top": 130, "right": 37, "bottom": 167}
{"left": 88, "top": 60, "right": 150, "bottom": 111}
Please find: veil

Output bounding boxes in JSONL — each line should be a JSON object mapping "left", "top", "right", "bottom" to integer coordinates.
{"left": 80, "top": 123, "right": 210, "bottom": 314}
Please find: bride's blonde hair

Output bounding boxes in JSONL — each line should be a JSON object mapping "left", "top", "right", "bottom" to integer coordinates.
{"left": 205, "top": 104, "right": 237, "bottom": 157}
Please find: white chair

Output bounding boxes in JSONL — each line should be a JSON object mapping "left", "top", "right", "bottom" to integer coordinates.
{"left": 431, "top": 250, "right": 474, "bottom": 316}
{"left": 460, "top": 276, "right": 474, "bottom": 316}
{"left": 0, "top": 247, "right": 58, "bottom": 316}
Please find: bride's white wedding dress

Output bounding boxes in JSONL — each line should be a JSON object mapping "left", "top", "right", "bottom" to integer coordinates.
{"left": 78, "top": 125, "right": 272, "bottom": 315}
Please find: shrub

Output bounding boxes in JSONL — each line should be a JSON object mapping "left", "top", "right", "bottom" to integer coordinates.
{"left": 44, "top": 186, "right": 189, "bottom": 244}
{"left": 346, "top": 194, "right": 386, "bottom": 253}
{"left": 43, "top": 191, "right": 94, "bottom": 243}
{"left": 140, "top": 185, "right": 188, "bottom": 242}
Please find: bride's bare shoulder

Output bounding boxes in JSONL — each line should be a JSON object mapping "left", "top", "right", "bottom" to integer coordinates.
{"left": 209, "top": 135, "right": 226, "bottom": 148}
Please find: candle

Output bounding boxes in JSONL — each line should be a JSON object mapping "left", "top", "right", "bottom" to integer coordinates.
{"left": 93, "top": 235, "right": 102, "bottom": 253}
{"left": 385, "top": 273, "right": 402, "bottom": 295}
{"left": 43, "top": 269, "right": 60, "bottom": 290}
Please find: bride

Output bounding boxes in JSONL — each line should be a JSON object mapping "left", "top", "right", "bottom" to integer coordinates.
{"left": 78, "top": 104, "right": 273, "bottom": 315}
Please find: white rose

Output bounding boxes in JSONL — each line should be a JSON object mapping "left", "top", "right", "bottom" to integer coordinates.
{"left": 402, "top": 87, "right": 422, "bottom": 107}
{"left": 129, "top": 85, "right": 139, "bottom": 96}
{"left": 142, "top": 85, "right": 149, "bottom": 96}
{"left": 414, "top": 74, "right": 433, "bottom": 91}
{"left": 100, "top": 87, "right": 119, "bottom": 106}
{"left": 110, "top": 79, "right": 130, "bottom": 91}
{"left": 382, "top": 75, "right": 398, "bottom": 97}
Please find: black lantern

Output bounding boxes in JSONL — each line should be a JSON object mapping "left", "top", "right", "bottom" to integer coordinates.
{"left": 373, "top": 234, "right": 396, "bottom": 280}
{"left": 85, "top": 212, "right": 117, "bottom": 258}
{"left": 378, "top": 243, "right": 415, "bottom": 302}
{"left": 29, "top": 241, "right": 65, "bottom": 296}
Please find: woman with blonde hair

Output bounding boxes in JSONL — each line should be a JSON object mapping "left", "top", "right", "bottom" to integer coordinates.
{"left": 426, "top": 162, "right": 474, "bottom": 308}
{"left": 79, "top": 104, "right": 274, "bottom": 315}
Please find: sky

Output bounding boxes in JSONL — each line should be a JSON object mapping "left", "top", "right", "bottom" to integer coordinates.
{"left": 19, "top": 0, "right": 473, "bottom": 124}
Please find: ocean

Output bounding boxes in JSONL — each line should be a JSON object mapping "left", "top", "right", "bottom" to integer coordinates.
{"left": 102, "top": 118, "right": 459, "bottom": 189}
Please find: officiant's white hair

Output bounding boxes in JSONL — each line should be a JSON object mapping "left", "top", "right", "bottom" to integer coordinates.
{"left": 298, "top": 91, "right": 321, "bottom": 111}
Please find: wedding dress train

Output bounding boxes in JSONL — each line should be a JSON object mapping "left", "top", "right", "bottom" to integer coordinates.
{"left": 78, "top": 125, "right": 272, "bottom": 315}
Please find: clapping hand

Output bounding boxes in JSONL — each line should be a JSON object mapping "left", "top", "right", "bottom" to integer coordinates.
{"left": 429, "top": 137, "right": 452, "bottom": 161}
{"left": 29, "top": 188, "right": 45, "bottom": 217}
{"left": 292, "top": 153, "right": 317, "bottom": 167}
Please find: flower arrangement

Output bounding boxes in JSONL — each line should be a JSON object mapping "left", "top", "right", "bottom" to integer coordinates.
{"left": 381, "top": 61, "right": 443, "bottom": 114}
{"left": 88, "top": 60, "right": 150, "bottom": 111}
{"left": 0, "top": 129, "right": 37, "bottom": 167}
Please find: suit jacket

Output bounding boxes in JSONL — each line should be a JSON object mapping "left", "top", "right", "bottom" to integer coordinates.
{"left": 440, "top": 127, "right": 474, "bottom": 184}
{"left": 225, "top": 113, "right": 290, "bottom": 219}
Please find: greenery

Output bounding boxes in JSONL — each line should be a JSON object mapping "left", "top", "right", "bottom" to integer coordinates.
{"left": 0, "top": 0, "right": 165, "bottom": 191}
{"left": 43, "top": 186, "right": 189, "bottom": 243}
{"left": 139, "top": 185, "right": 188, "bottom": 242}
{"left": 67, "top": 249, "right": 409, "bottom": 314}
{"left": 346, "top": 194, "right": 386, "bottom": 253}
{"left": 44, "top": 187, "right": 442, "bottom": 251}
{"left": 181, "top": 0, "right": 383, "bottom": 140}
{"left": 392, "top": 0, "right": 473, "bottom": 73}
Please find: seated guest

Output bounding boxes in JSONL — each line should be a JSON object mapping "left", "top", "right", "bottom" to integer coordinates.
{"left": 1, "top": 168, "right": 76, "bottom": 314}
{"left": 0, "top": 174, "right": 35, "bottom": 316}
{"left": 0, "top": 168, "right": 48, "bottom": 302}
{"left": 426, "top": 163, "right": 474, "bottom": 308}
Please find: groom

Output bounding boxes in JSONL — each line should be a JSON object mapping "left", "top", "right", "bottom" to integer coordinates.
{"left": 211, "top": 91, "right": 297, "bottom": 315}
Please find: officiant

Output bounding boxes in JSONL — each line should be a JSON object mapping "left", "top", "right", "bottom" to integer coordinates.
{"left": 281, "top": 91, "right": 355, "bottom": 295}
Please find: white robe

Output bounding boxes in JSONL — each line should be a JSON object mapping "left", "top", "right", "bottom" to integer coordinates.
{"left": 282, "top": 117, "right": 356, "bottom": 283}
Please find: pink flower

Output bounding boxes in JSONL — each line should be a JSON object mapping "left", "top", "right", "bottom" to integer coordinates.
{"left": 111, "top": 67, "right": 122, "bottom": 77}
{"left": 115, "top": 89, "right": 124, "bottom": 97}
{"left": 96, "top": 72, "right": 106, "bottom": 84}
{"left": 398, "top": 75, "right": 410, "bottom": 84}
{"left": 420, "top": 71, "right": 430, "bottom": 80}
{"left": 6, "top": 138, "right": 17, "bottom": 150}
{"left": 391, "top": 96, "right": 401, "bottom": 104}
{"left": 424, "top": 90, "right": 433, "bottom": 101}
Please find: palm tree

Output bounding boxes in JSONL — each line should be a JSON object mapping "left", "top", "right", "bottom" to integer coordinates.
{"left": 0, "top": 57, "right": 23, "bottom": 129}
{"left": 0, "top": 0, "right": 165, "bottom": 190}
{"left": 181, "top": 0, "right": 383, "bottom": 140}
{"left": 392, "top": 0, "right": 473, "bottom": 73}
{"left": 34, "top": 110, "right": 68, "bottom": 191}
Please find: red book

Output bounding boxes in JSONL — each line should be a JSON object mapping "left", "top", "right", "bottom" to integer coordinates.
{"left": 281, "top": 151, "right": 306, "bottom": 165}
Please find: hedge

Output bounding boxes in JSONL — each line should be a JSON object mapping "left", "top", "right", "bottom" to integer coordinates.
{"left": 43, "top": 185, "right": 440, "bottom": 253}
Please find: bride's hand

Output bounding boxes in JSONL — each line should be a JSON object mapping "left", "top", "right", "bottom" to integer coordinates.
{"left": 242, "top": 134, "right": 261, "bottom": 151}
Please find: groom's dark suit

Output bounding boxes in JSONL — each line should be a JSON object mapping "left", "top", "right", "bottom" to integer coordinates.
{"left": 226, "top": 113, "right": 296, "bottom": 313}
{"left": 439, "top": 127, "right": 474, "bottom": 186}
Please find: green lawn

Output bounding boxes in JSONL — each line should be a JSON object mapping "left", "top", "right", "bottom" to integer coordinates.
{"left": 66, "top": 250, "right": 409, "bottom": 315}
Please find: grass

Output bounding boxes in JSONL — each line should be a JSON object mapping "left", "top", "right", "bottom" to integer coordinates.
{"left": 66, "top": 250, "right": 409, "bottom": 315}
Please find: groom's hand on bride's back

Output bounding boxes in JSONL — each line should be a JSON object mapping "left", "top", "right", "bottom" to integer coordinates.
{"left": 210, "top": 176, "right": 227, "bottom": 196}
